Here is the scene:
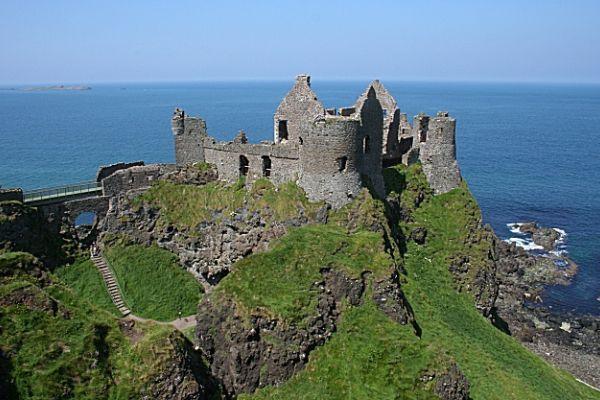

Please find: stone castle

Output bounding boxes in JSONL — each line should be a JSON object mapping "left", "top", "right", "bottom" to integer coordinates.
{"left": 171, "top": 75, "right": 461, "bottom": 208}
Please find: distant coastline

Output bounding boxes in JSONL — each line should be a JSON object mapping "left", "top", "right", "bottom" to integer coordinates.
{"left": 0, "top": 85, "right": 91, "bottom": 91}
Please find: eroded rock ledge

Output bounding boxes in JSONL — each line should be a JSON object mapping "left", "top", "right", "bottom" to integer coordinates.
{"left": 196, "top": 268, "right": 417, "bottom": 397}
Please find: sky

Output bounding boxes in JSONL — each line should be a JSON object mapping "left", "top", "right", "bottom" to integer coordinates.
{"left": 1, "top": 0, "right": 599, "bottom": 84}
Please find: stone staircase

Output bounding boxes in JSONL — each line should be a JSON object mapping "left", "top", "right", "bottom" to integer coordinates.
{"left": 91, "top": 252, "right": 131, "bottom": 316}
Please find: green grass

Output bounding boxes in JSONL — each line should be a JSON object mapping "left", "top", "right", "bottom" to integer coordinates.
{"left": 390, "top": 164, "right": 600, "bottom": 399}
{"left": 217, "top": 224, "right": 394, "bottom": 325}
{"left": 105, "top": 244, "right": 202, "bottom": 321}
{"left": 243, "top": 299, "right": 441, "bottom": 400}
{"left": 132, "top": 178, "right": 324, "bottom": 232}
{"left": 55, "top": 258, "right": 120, "bottom": 316}
{"left": 1, "top": 251, "right": 213, "bottom": 399}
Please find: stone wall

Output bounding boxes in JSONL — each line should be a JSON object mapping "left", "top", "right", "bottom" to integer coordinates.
{"left": 40, "top": 196, "right": 110, "bottom": 226}
{"left": 101, "top": 164, "right": 175, "bottom": 198}
{"left": 203, "top": 139, "right": 300, "bottom": 186}
{"left": 356, "top": 86, "right": 385, "bottom": 197}
{"left": 273, "top": 75, "right": 325, "bottom": 144}
{"left": 96, "top": 161, "right": 145, "bottom": 182}
{"left": 169, "top": 75, "right": 462, "bottom": 207}
{"left": 418, "top": 112, "right": 462, "bottom": 194}
{"left": 172, "top": 109, "right": 206, "bottom": 166}
{"left": 0, "top": 188, "right": 23, "bottom": 203}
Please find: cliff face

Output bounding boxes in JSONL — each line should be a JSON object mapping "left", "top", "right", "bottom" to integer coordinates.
{"left": 0, "top": 201, "right": 77, "bottom": 268}
{"left": 2, "top": 162, "right": 599, "bottom": 399}
{"left": 100, "top": 165, "right": 328, "bottom": 289}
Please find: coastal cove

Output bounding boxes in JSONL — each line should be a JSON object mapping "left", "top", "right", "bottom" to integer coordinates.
{"left": 0, "top": 81, "right": 599, "bottom": 315}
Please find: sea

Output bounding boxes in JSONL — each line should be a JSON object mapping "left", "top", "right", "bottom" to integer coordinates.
{"left": 0, "top": 81, "right": 599, "bottom": 315}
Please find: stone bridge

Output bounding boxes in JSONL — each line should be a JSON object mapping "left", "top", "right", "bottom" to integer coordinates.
{"left": 0, "top": 162, "right": 175, "bottom": 227}
{"left": 22, "top": 181, "right": 109, "bottom": 226}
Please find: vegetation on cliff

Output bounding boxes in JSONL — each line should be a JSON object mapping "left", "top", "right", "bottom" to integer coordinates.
{"left": 393, "top": 165, "right": 596, "bottom": 399}
{"left": 204, "top": 164, "right": 598, "bottom": 399}
{"left": 55, "top": 258, "right": 120, "bottom": 316}
{"left": 217, "top": 224, "right": 393, "bottom": 325}
{"left": 104, "top": 244, "right": 202, "bottom": 321}
{"left": 1, "top": 166, "right": 598, "bottom": 399}
{"left": 132, "top": 177, "right": 325, "bottom": 232}
{"left": 0, "top": 252, "right": 217, "bottom": 399}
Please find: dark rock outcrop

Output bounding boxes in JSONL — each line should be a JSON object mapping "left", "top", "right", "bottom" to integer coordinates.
{"left": 0, "top": 201, "right": 77, "bottom": 268}
{"left": 196, "top": 268, "right": 414, "bottom": 397}
{"left": 434, "top": 363, "right": 470, "bottom": 400}
{"left": 142, "top": 332, "right": 222, "bottom": 400}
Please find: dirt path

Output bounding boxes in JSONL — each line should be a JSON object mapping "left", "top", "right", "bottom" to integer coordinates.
{"left": 124, "top": 313, "right": 197, "bottom": 333}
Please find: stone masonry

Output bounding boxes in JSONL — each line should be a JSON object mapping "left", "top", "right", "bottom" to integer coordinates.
{"left": 171, "top": 75, "right": 462, "bottom": 207}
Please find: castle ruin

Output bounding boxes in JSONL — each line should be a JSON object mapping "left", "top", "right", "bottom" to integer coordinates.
{"left": 171, "top": 75, "right": 461, "bottom": 208}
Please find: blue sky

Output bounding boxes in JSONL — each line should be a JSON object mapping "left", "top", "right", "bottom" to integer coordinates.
{"left": 1, "top": 0, "right": 599, "bottom": 84}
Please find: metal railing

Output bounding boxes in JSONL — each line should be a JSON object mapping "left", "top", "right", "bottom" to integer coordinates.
{"left": 23, "top": 180, "right": 102, "bottom": 203}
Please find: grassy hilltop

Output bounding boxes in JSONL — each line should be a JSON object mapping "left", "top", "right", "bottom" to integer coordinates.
{"left": 0, "top": 164, "right": 598, "bottom": 399}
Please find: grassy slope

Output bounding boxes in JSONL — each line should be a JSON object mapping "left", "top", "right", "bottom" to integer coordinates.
{"left": 55, "top": 258, "right": 120, "bottom": 316}
{"left": 217, "top": 224, "right": 393, "bottom": 325}
{"left": 227, "top": 165, "right": 598, "bottom": 399}
{"left": 105, "top": 244, "right": 202, "bottom": 321}
{"left": 0, "top": 252, "right": 198, "bottom": 399}
{"left": 396, "top": 164, "right": 599, "bottom": 400}
{"left": 243, "top": 299, "right": 440, "bottom": 400}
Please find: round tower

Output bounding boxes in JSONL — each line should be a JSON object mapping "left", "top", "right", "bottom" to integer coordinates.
{"left": 298, "top": 116, "right": 363, "bottom": 208}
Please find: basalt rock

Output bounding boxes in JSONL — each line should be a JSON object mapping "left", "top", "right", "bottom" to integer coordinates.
{"left": 101, "top": 193, "right": 327, "bottom": 289}
{"left": 196, "top": 268, "right": 414, "bottom": 397}
{"left": 141, "top": 331, "right": 222, "bottom": 400}
{"left": 434, "top": 363, "right": 470, "bottom": 400}
{"left": 0, "top": 202, "right": 77, "bottom": 268}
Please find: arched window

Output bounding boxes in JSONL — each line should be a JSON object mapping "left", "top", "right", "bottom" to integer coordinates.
{"left": 363, "top": 136, "right": 370, "bottom": 153}
{"left": 262, "top": 156, "right": 271, "bottom": 177}
{"left": 336, "top": 156, "right": 347, "bottom": 172}
{"left": 239, "top": 155, "right": 249, "bottom": 176}
{"left": 298, "top": 137, "right": 303, "bottom": 145}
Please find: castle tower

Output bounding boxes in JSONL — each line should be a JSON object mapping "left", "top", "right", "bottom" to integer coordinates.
{"left": 298, "top": 116, "right": 363, "bottom": 208}
{"left": 171, "top": 108, "right": 207, "bottom": 166}
{"left": 418, "top": 111, "right": 462, "bottom": 194}
{"left": 273, "top": 75, "right": 325, "bottom": 144}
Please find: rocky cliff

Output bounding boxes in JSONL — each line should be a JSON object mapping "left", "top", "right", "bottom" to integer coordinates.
{"left": 2, "top": 162, "right": 599, "bottom": 399}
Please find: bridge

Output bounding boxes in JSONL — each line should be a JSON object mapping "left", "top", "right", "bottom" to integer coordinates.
{"left": 23, "top": 181, "right": 102, "bottom": 206}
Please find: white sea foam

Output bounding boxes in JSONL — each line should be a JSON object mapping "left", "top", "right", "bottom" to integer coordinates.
{"left": 553, "top": 227, "right": 567, "bottom": 237}
{"left": 504, "top": 237, "right": 545, "bottom": 251}
{"left": 507, "top": 222, "right": 525, "bottom": 234}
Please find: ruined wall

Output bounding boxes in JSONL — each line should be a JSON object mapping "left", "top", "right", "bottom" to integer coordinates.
{"left": 96, "top": 161, "right": 145, "bottom": 182}
{"left": 298, "top": 117, "right": 363, "bottom": 208}
{"left": 355, "top": 80, "right": 402, "bottom": 164}
{"left": 102, "top": 164, "right": 175, "bottom": 198}
{"left": 0, "top": 188, "right": 23, "bottom": 203}
{"left": 356, "top": 87, "right": 385, "bottom": 197}
{"left": 273, "top": 75, "right": 325, "bottom": 144}
{"left": 172, "top": 109, "right": 206, "bottom": 166}
{"left": 418, "top": 112, "right": 462, "bottom": 194}
{"left": 203, "top": 139, "right": 300, "bottom": 186}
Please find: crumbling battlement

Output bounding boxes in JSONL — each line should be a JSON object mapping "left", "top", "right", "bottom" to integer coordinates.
{"left": 171, "top": 75, "right": 462, "bottom": 207}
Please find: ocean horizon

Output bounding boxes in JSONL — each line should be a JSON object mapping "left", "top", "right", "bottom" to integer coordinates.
{"left": 1, "top": 80, "right": 598, "bottom": 315}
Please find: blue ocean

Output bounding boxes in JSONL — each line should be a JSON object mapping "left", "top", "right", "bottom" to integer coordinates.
{"left": 0, "top": 81, "right": 599, "bottom": 315}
